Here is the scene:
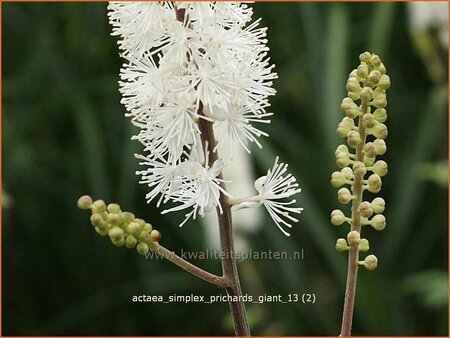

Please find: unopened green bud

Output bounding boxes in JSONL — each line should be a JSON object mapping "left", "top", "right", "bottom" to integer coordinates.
{"left": 372, "top": 88, "right": 387, "bottom": 108}
{"left": 373, "top": 108, "right": 387, "bottom": 123}
{"left": 107, "top": 203, "right": 121, "bottom": 214}
{"left": 108, "top": 226, "right": 124, "bottom": 240}
{"left": 340, "top": 98, "right": 360, "bottom": 119}
{"left": 331, "top": 209, "right": 346, "bottom": 226}
{"left": 356, "top": 64, "right": 369, "bottom": 78}
{"left": 347, "top": 130, "right": 361, "bottom": 148}
{"left": 331, "top": 171, "right": 347, "bottom": 187}
{"left": 367, "top": 174, "right": 382, "bottom": 193}
{"left": 90, "top": 213, "right": 103, "bottom": 227}
{"left": 126, "top": 235, "right": 137, "bottom": 249}
{"left": 367, "top": 70, "right": 381, "bottom": 86}
{"left": 378, "top": 74, "right": 391, "bottom": 89}
{"left": 336, "top": 238, "right": 349, "bottom": 252}
{"left": 92, "top": 199, "right": 107, "bottom": 213}
{"left": 359, "top": 239, "right": 370, "bottom": 252}
{"left": 137, "top": 242, "right": 149, "bottom": 256}
{"left": 336, "top": 151, "right": 351, "bottom": 168}
{"left": 347, "top": 230, "right": 361, "bottom": 246}
{"left": 335, "top": 144, "right": 349, "bottom": 156}
{"left": 359, "top": 52, "right": 371, "bottom": 63}
{"left": 122, "top": 211, "right": 135, "bottom": 224}
{"left": 373, "top": 123, "right": 388, "bottom": 139}
{"left": 111, "top": 237, "right": 125, "bottom": 247}
{"left": 107, "top": 213, "right": 121, "bottom": 226}
{"left": 364, "top": 142, "right": 377, "bottom": 158}
{"left": 373, "top": 139, "right": 387, "bottom": 155}
{"left": 353, "top": 161, "right": 366, "bottom": 177}
{"left": 371, "top": 214, "right": 386, "bottom": 230}
{"left": 372, "top": 160, "right": 388, "bottom": 177}
{"left": 371, "top": 197, "right": 385, "bottom": 214}
{"left": 338, "top": 188, "right": 353, "bottom": 204}
{"left": 370, "top": 54, "right": 381, "bottom": 66}
{"left": 341, "top": 167, "right": 354, "bottom": 180}
{"left": 137, "top": 230, "right": 150, "bottom": 242}
{"left": 77, "top": 195, "right": 93, "bottom": 209}
{"left": 359, "top": 201, "right": 373, "bottom": 218}
{"left": 144, "top": 223, "right": 153, "bottom": 233}
{"left": 95, "top": 226, "right": 109, "bottom": 236}
{"left": 361, "top": 254, "right": 378, "bottom": 270}
{"left": 126, "top": 221, "right": 142, "bottom": 235}
{"left": 364, "top": 155, "right": 375, "bottom": 167}
{"left": 150, "top": 229, "right": 162, "bottom": 242}
{"left": 362, "top": 113, "right": 376, "bottom": 129}
{"left": 360, "top": 87, "right": 374, "bottom": 101}
{"left": 377, "top": 63, "right": 387, "bottom": 75}
{"left": 346, "top": 77, "right": 361, "bottom": 93}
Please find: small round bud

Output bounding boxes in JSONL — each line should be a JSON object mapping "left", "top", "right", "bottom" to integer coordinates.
{"left": 359, "top": 239, "right": 370, "bottom": 252}
{"left": 107, "top": 203, "right": 121, "bottom": 214}
{"left": 373, "top": 108, "right": 387, "bottom": 123}
{"left": 371, "top": 197, "right": 385, "bottom": 214}
{"left": 90, "top": 213, "right": 103, "bottom": 227}
{"left": 335, "top": 144, "right": 349, "bottom": 156}
{"left": 367, "top": 70, "right": 381, "bottom": 86}
{"left": 125, "top": 235, "right": 137, "bottom": 249}
{"left": 364, "top": 155, "right": 375, "bottom": 167}
{"left": 336, "top": 152, "right": 351, "bottom": 168}
{"left": 337, "top": 123, "right": 350, "bottom": 137}
{"left": 150, "top": 229, "right": 162, "bottom": 242}
{"left": 331, "top": 209, "right": 346, "bottom": 226}
{"left": 108, "top": 226, "right": 124, "bottom": 240}
{"left": 347, "top": 130, "right": 361, "bottom": 148}
{"left": 359, "top": 201, "right": 373, "bottom": 218}
{"left": 338, "top": 188, "right": 353, "bottom": 204}
{"left": 377, "top": 63, "right": 386, "bottom": 74}
{"left": 361, "top": 254, "right": 378, "bottom": 270}
{"left": 126, "top": 221, "right": 142, "bottom": 235}
{"left": 111, "top": 237, "right": 125, "bottom": 247}
{"left": 377, "top": 74, "right": 391, "bottom": 89}
{"left": 137, "top": 230, "right": 150, "bottom": 241}
{"left": 348, "top": 70, "right": 358, "bottom": 78}
{"left": 367, "top": 174, "right": 382, "bottom": 193}
{"left": 373, "top": 139, "right": 387, "bottom": 155}
{"left": 353, "top": 161, "right": 366, "bottom": 177}
{"left": 336, "top": 238, "right": 349, "bottom": 252}
{"left": 92, "top": 199, "right": 106, "bottom": 213}
{"left": 144, "top": 223, "right": 153, "bottom": 233}
{"left": 372, "top": 89, "right": 387, "bottom": 108}
{"left": 331, "top": 171, "right": 347, "bottom": 188}
{"left": 346, "top": 77, "right": 361, "bottom": 93}
{"left": 369, "top": 54, "right": 381, "bottom": 66}
{"left": 348, "top": 91, "right": 360, "bottom": 101}
{"left": 359, "top": 52, "right": 371, "bottom": 63}
{"left": 122, "top": 211, "right": 135, "bottom": 224}
{"left": 373, "top": 123, "right": 388, "bottom": 139}
{"left": 340, "top": 98, "right": 360, "bottom": 119}
{"left": 137, "top": 242, "right": 149, "bottom": 256}
{"left": 371, "top": 214, "right": 386, "bottom": 230}
{"left": 360, "top": 87, "right": 374, "bottom": 101}
{"left": 77, "top": 195, "right": 93, "bottom": 209}
{"left": 95, "top": 226, "right": 108, "bottom": 236}
{"left": 347, "top": 231, "right": 361, "bottom": 246}
{"left": 107, "top": 213, "right": 121, "bottom": 226}
{"left": 341, "top": 167, "right": 354, "bottom": 180}
{"left": 356, "top": 64, "right": 369, "bottom": 78}
{"left": 364, "top": 142, "right": 377, "bottom": 158}
{"left": 362, "top": 113, "right": 376, "bottom": 129}
{"left": 372, "top": 160, "right": 388, "bottom": 177}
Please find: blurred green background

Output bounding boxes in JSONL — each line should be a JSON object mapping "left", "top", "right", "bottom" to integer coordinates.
{"left": 3, "top": 2, "right": 448, "bottom": 336}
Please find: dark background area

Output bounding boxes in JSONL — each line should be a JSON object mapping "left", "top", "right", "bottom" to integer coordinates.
{"left": 3, "top": 2, "right": 448, "bottom": 336}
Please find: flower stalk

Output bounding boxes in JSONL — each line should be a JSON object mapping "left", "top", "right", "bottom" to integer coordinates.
{"left": 331, "top": 52, "right": 391, "bottom": 336}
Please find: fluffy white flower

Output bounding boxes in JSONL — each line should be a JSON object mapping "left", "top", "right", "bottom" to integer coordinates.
{"left": 232, "top": 157, "right": 302, "bottom": 236}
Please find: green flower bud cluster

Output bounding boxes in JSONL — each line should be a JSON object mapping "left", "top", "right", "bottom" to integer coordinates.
{"left": 331, "top": 52, "right": 391, "bottom": 271}
{"left": 77, "top": 195, "right": 161, "bottom": 256}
